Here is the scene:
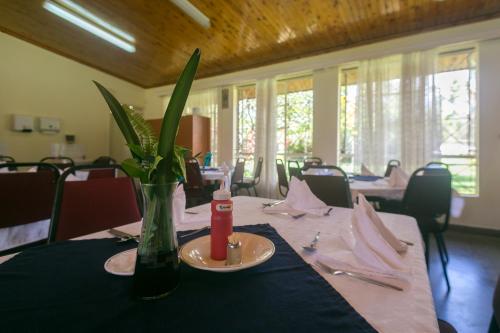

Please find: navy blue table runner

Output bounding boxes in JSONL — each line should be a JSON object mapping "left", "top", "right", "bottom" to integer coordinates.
{"left": 0, "top": 224, "right": 376, "bottom": 332}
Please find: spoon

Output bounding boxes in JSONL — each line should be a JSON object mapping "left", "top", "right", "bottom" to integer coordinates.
{"left": 302, "top": 232, "right": 320, "bottom": 252}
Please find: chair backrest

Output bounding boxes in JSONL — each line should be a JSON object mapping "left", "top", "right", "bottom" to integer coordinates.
{"left": 426, "top": 161, "right": 449, "bottom": 169}
{"left": 303, "top": 157, "right": 322, "bottom": 170}
{"left": 203, "top": 152, "right": 212, "bottom": 167}
{"left": 384, "top": 159, "right": 401, "bottom": 177}
{"left": 232, "top": 158, "right": 245, "bottom": 184}
{"left": 40, "top": 156, "right": 75, "bottom": 169}
{"left": 301, "top": 165, "right": 353, "bottom": 208}
{"left": 48, "top": 165, "right": 141, "bottom": 242}
{"left": 0, "top": 163, "right": 59, "bottom": 229}
{"left": 0, "top": 155, "right": 17, "bottom": 171}
{"left": 287, "top": 160, "right": 302, "bottom": 180}
{"left": 276, "top": 159, "right": 289, "bottom": 197}
{"left": 92, "top": 156, "right": 116, "bottom": 165}
{"left": 87, "top": 168, "right": 116, "bottom": 180}
{"left": 403, "top": 167, "right": 452, "bottom": 231}
{"left": 493, "top": 276, "right": 500, "bottom": 329}
{"left": 184, "top": 158, "right": 205, "bottom": 189}
{"left": 253, "top": 157, "right": 264, "bottom": 184}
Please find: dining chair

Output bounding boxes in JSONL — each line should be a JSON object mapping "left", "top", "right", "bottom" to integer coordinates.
{"left": 384, "top": 159, "right": 401, "bottom": 177}
{"left": 92, "top": 156, "right": 117, "bottom": 165}
{"left": 287, "top": 160, "right": 302, "bottom": 180}
{"left": 48, "top": 164, "right": 141, "bottom": 242}
{"left": 303, "top": 157, "right": 322, "bottom": 170}
{"left": 183, "top": 157, "right": 211, "bottom": 207}
{"left": 402, "top": 166, "right": 452, "bottom": 290}
{"left": 40, "top": 156, "right": 75, "bottom": 170}
{"left": 301, "top": 165, "right": 353, "bottom": 208}
{"left": 489, "top": 276, "right": 500, "bottom": 333}
{"left": 0, "top": 162, "right": 60, "bottom": 254}
{"left": 276, "top": 159, "right": 289, "bottom": 197}
{"left": 0, "top": 155, "right": 17, "bottom": 171}
{"left": 233, "top": 157, "right": 263, "bottom": 196}
{"left": 230, "top": 158, "right": 245, "bottom": 196}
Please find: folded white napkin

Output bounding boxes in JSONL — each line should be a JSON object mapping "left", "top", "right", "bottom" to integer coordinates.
{"left": 361, "top": 164, "right": 375, "bottom": 176}
{"left": 264, "top": 177, "right": 330, "bottom": 216}
{"left": 357, "top": 194, "right": 407, "bottom": 253}
{"left": 172, "top": 184, "right": 186, "bottom": 224}
{"left": 387, "top": 166, "right": 409, "bottom": 187}
{"left": 351, "top": 203, "right": 405, "bottom": 270}
{"left": 315, "top": 253, "right": 410, "bottom": 291}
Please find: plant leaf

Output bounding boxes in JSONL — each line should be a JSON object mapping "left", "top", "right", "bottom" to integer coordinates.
{"left": 122, "top": 158, "right": 148, "bottom": 183}
{"left": 157, "top": 49, "right": 200, "bottom": 183}
{"left": 93, "top": 81, "right": 140, "bottom": 148}
{"left": 147, "top": 155, "right": 163, "bottom": 180}
{"left": 172, "top": 145, "right": 188, "bottom": 180}
{"left": 127, "top": 144, "right": 146, "bottom": 160}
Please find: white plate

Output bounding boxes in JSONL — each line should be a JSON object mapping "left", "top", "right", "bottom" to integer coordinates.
{"left": 179, "top": 232, "right": 275, "bottom": 272}
{"left": 104, "top": 248, "right": 137, "bottom": 276}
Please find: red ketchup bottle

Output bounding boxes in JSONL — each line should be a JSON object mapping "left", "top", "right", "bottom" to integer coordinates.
{"left": 210, "top": 187, "right": 233, "bottom": 260}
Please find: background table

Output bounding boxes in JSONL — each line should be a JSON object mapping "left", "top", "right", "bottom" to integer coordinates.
{"left": 0, "top": 196, "right": 438, "bottom": 333}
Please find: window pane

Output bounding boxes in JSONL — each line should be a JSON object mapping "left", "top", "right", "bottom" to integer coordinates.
{"left": 338, "top": 68, "right": 358, "bottom": 173}
{"left": 235, "top": 85, "right": 257, "bottom": 177}
{"left": 276, "top": 76, "right": 313, "bottom": 170}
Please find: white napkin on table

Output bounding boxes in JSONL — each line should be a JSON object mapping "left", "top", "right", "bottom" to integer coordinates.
{"left": 357, "top": 194, "right": 408, "bottom": 253}
{"left": 361, "top": 164, "right": 375, "bottom": 176}
{"left": 264, "top": 176, "right": 330, "bottom": 216}
{"left": 172, "top": 184, "right": 186, "bottom": 224}
{"left": 387, "top": 166, "right": 409, "bottom": 187}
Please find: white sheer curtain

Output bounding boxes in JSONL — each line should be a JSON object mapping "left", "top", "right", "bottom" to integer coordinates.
{"left": 353, "top": 51, "right": 442, "bottom": 174}
{"left": 254, "top": 78, "right": 279, "bottom": 198}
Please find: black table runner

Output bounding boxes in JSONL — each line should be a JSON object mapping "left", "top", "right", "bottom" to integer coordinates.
{"left": 0, "top": 224, "right": 376, "bottom": 332}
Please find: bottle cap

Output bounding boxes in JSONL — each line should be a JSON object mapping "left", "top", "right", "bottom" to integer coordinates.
{"left": 213, "top": 188, "right": 231, "bottom": 200}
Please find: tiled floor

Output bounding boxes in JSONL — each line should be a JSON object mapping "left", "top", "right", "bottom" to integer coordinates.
{"left": 429, "top": 229, "right": 500, "bottom": 333}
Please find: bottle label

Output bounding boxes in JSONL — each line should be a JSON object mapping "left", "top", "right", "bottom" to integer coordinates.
{"left": 216, "top": 203, "right": 233, "bottom": 212}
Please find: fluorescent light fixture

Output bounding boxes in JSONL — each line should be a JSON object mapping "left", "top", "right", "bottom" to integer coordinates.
{"left": 170, "top": 0, "right": 211, "bottom": 29}
{"left": 43, "top": 0, "right": 136, "bottom": 53}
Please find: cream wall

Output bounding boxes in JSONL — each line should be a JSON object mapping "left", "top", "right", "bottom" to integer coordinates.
{"left": 0, "top": 32, "right": 144, "bottom": 162}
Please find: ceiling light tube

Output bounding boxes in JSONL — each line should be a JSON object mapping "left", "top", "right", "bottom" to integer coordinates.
{"left": 43, "top": 0, "right": 135, "bottom": 53}
{"left": 57, "top": 0, "right": 135, "bottom": 43}
{"left": 170, "top": 0, "right": 211, "bottom": 29}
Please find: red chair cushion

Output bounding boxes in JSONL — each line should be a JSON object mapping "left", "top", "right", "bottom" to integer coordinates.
{"left": 0, "top": 172, "right": 56, "bottom": 228}
{"left": 55, "top": 177, "right": 141, "bottom": 241}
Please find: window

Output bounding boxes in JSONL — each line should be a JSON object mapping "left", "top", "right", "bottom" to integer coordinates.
{"left": 435, "top": 49, "right": 478, "bottom": 195}
{"left": 235, "top": 85, "right": 257, "bottom": 176}
{"left": 276, "top": 76, "right": 314, "bottom": 166}
{"left": 338, "top": 48, "right": 478, "bottom": 195}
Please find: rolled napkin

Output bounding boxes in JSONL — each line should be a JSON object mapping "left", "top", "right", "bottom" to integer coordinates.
{"left": 387, "top": 166, "right": 409, "bottom": 187}
{"left": 315, "top": 253, "right": 410, "bottom": 291}
{"left": 172, "top": 184, "right": 186, "bottom": 224}
{"left": 264, "top": 176, "right": 330, "bottom": 216}
{"left": 361, "top": 164, "right": 375, "bottom": 176}
{"left": 357, "top": 194, "right": 408, "bottom": 253}
{"left": 351, "top": 202, "right": 405, "bottom": 270}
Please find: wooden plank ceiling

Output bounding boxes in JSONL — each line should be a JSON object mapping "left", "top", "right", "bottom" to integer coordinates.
{"left": 1, "top": 0, "right": 499, "bottom": 88}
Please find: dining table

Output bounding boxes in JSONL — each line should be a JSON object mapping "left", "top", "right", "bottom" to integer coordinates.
{"left": 0, "top": 196, "right": 438, "bottom": 333}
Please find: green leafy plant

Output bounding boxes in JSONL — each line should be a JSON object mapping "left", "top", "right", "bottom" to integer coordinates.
{"left": 93, "top": 49, "right": 200, "bottom": 184}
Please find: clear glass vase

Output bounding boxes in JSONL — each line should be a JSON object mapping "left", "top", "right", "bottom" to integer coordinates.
{"left": 133, "top": 182, "right": 180, "bottom": 300}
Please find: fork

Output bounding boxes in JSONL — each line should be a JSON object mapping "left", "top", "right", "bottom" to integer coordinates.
{"left": 179, "top": 226, "right": 210, "bottom": 238}
{"left": 280, "top": 212, "right": 306, "bottom": 219}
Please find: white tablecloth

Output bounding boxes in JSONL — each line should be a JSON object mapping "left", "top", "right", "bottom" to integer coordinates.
{"left": 350, "top": 179, "right": 406, "bottom": 200}
{"left": 0, "top": 196, "right": 438, "bottom": 333}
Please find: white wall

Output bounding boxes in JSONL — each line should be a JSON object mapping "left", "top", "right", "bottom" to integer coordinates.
{"left": 0, "top": 32, "right": 144, "bottom": 162}
{"left": 143, "top": 18, "right": 500, "bottom": 230}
